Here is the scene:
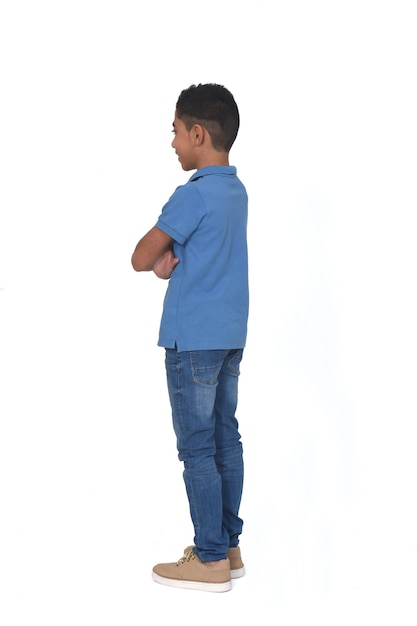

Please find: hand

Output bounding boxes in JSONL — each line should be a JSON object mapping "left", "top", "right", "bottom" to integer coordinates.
{"left": 152, "top": 248, "right": 179, "bottom": 279}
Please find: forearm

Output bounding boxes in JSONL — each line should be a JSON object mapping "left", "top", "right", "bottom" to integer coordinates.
{"left": 131, "top": 246, "right": 160, "bottom": 272}
{"left": 131, "top": 226, "right": 172, "bottom": 272}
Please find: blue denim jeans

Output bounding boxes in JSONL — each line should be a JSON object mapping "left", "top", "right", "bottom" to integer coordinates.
{"left": 165, "top": 348, "right": 244, "bottom": 562}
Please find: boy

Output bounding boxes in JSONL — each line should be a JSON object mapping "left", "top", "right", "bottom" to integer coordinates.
{"left": 131, "top": 83, "right": 249, "bottom": 592}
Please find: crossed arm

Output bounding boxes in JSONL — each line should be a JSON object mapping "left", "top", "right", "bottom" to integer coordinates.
{"left": 131, "top": 226, "right": 179, "bottom": 279}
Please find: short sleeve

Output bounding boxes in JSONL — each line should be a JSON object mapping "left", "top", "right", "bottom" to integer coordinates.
{"left": 155, "top": 183, "right": 206, "bottom": 244}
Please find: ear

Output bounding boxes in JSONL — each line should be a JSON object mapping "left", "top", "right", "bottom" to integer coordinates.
{"left": 191, "top": 123, "right": 206, "bottom": 147}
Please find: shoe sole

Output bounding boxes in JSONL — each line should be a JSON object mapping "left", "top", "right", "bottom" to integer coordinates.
{"left": 231, "top": 566, "right": 246, "bottom": 579}
{"left": 152, "top": 571, "right": 232, "bottom": 592}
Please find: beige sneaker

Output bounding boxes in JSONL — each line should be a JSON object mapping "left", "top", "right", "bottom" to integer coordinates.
{"left": 184, "top": 545, "right": 246, "bottom": 579}
{"left": 152, "top": 549, "right": 232, "bottom": 592}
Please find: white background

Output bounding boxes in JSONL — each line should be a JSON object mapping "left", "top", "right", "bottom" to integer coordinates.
{"left": 1, "top": 1, "right": 416, "bottom": 624}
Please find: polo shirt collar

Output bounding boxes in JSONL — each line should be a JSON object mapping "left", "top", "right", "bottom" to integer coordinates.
{"left": 189, "top": 166, "right": 237, "bottom": 182}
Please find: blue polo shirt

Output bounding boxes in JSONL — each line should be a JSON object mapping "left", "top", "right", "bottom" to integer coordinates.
{"left": 156, "top": 165, "right": 249, "bottom": 351}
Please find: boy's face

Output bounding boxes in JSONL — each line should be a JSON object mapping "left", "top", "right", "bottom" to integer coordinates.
{"left": 171, "top": 114, "right": 197, "bottom": 171}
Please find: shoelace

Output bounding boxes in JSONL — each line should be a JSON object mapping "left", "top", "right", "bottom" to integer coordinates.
{"left": 176, "top": 549, "right": 196, "bottom": 566}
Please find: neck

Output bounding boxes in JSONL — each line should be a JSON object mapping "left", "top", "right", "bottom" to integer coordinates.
{"left": 195, "top": 150, "right": 229, "bottom": 170}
